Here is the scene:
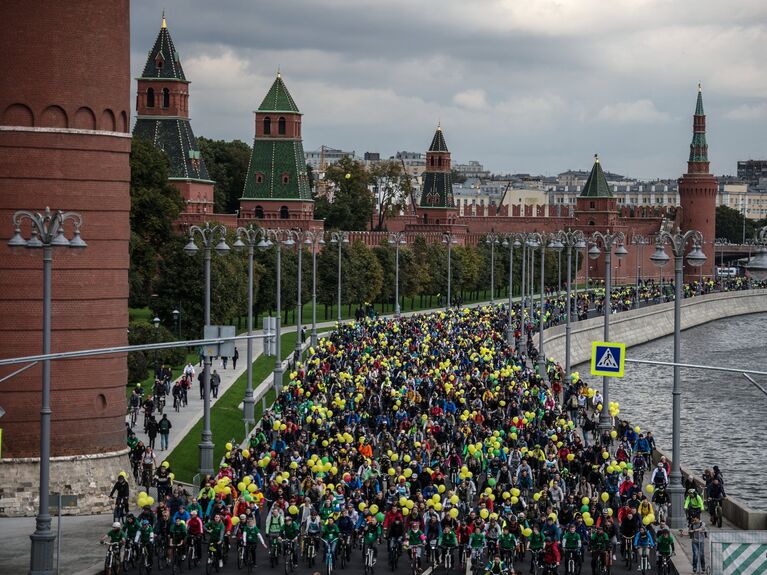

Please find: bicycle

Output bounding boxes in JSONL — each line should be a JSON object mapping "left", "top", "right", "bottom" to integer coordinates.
{"left": 205, "top": 540, "right": 222, "bottom": 574}
{"left": 427, "top": 538, "right": 440, "bottom": 570}
{"left": 123, "top": 541, "right": 138, "bottom": 573}
{"left": 154, "top": 536, "right": 168, "bottom": 571}
{"left": 387, "top": 537, "right": 402, "bottom": 571}
{"left": 130, "top": 405, "right": 140, "bottom": 428}
{"left": 442, "top": 545, "right": 455, "bottom": 574}
{"left": 408, "top": 544, "right": 423, "bottom": 575}
{"left": 304, "top": 534, "right": 319, "bottom": 568}
{"left": 102, "top": 541, "right": 122, "bottom": 575}
{"left": 530, "top": 549, "right": 544, "bottom": 575}
{"left": 113, "top": 496, "right": 128, "bottom": 525}
{"left": 636, "top": 547, "right": 652, "bottom": 575}
{"left": 337, "top": 534, "right": 351, "bottom": 569}
{"left": 656, "top": 503, "right": 668, "bottom": 525}
{"left": 322, "top": 538, "right": 337, "bottom": 575}
{"left": 268, "top": 536, "right": 281, "bottom": 568}
{"left": 564, "top": 548, "right": 580, "bottom": 575}
{"left": 657, "top": 552, "right": 672, "bottom": 575}
{"left": 241, "top": 541, "right": 258, "bottom": 575}
{"left": 470, "top": 547, "right": 484, "bottom": 575}
{"left": 187, "top": 535, "right": 202, "bottom": 570}
{"left": 168, "top": 541, "right": 184, "bottom": 575}
{"left": 283, "top": 537, "right": 297, "bottom": 572}
{"left": 622, "top": 536, "right": 634, "bottom": 570}
{"left": 138, "top": 543, "right": 153, "bottom": 575}
{"left": 592, "top": 550, "right": 609, "bottom": 575}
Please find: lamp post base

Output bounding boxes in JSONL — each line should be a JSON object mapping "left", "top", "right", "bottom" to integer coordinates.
{"left": 667, "top": 474, "right": 686, "bottom": 529}
{"left": 598, "top": 413, "right": 613, "bottom": 434}
{"left": 506, "top": 326, "right": 514, "bottom": 347}
{"left": 273, "top": 366, "right": 285, "bottom": 395}
{"left": 310, "top": 329, "right": 318, "bottom": 348}
{"left": 29, "top": 527, "right": 55, "bottom": 575}
{"left": 242, "top": 394, "right": 255, "bottom": 434}
{"left": 198, "top": 439, "right": 214, "bottom": 477}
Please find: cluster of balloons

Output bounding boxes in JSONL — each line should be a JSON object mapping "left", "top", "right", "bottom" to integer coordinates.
{"left": 136, "top": 491, "right": 154, "bottom": 508}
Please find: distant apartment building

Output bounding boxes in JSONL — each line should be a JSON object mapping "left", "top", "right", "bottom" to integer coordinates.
{"left": 454, "top": 160, "right": 490, "bottom": 179}
{"left": 305, "top": 146, "right": 356, "bottom": 170}
{"left": 737, "top": 160, "right": 767, "bottom": 186}
{"left": 392, "top": 150, "right": 427, "bottom": 178}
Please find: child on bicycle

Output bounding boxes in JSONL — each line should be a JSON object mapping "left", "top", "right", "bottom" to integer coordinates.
{"left": 633, "top": 526, "right": 655, "bottom": 569}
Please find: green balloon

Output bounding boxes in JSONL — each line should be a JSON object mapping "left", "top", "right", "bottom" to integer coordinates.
{"left": 488, "top": 478, "right": 497, "bottom": 487}
{"left": 581, "top": 504, "right": 589, "bottom": 512}
{"left": 376, "top": 512, "right": 385, "bottom": 522}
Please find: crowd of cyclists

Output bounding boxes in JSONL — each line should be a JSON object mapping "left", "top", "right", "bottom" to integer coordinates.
{"left": 105, "top": 276, "right": 753, "bottom": 575}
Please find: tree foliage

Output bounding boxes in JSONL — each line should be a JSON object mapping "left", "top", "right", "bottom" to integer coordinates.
{"left": 129, "top": 139, "right": 185, "bottom": 307}
{"left": 315, "top": 157, "right": 374, "bottom": 230}
{"left": 198, "top": 137, "right": 252, "bottom": 214}
{"left": 127, "top": 320, "right": 186, "bottom": 383}
{"left": 369, "top": 160, "right": 412, "bottom": 230}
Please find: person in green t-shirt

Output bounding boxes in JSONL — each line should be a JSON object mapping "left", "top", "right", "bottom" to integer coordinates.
{"left": 168, "top": 518, "right": 187, "bottom": 562}
{"left": 590, "top": 526, "right": 611, "bottom": 573}
{"left": 528, "top": 525, "right": 545, "bottom": 570}
{"left": 323, "top": 516, "right": 342, "bottom": 560}
{"left": 136, "top": 519, "right": 155, "bottom": 565}
{"left": 561, "top": 525, "right": 582, "bottom": 573}
{"left": 241, "top": 516, "right": 267, "bottom": 566}
{"left": 361, "top": 518, "right": 381, "bottom": 564}
{"left": 206, "top": 514, "right": 226, "bottom": 569}
{"left": 498, "top": 526, "right": 516, "bottom": 564}
{"left": 407, "top": 523, "right": 425, "bottom": 568}
{"left": 104, "top": 522, "right": 125, "bottom": 545}
{"left": 655, "top": 528, "right": 675, "bottom": 569}
{"left": 281, "top": 516, "right": 301, "bottom": 568}
{"left": 440, "top": 525, "right": 458, "bottom": 566}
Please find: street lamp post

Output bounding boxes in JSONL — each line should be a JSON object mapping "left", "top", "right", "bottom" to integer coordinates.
{"left": 502, "top": 235, "right": 521, "bottom": 345}
{"left": 258, "top": 229, "right": 292, "bottom": 394}
{"left": 183, "top": 222, "right": 230, "bottom": 476}
{"left": 486, "top": 233, "right": 500, "bottom": 304}
{"left": 233, "top": 225, "right": 260, "bottom": 433}
{"left": 8, "top": 207, "right": 87, "bottom": 575}
{"left": 152, "top": 316, "right": 161, "bottom": 379}
{"left": 589, "top": 230, "right": 628, "bottom": 433}
{"left": 554, "top": 230, "right": 585, "bottom": 378}
{"left": 631, "top": 235, "right": 650, "bottom": 309}
{"left": 541, "top": 234, "right": 564, "bottom": 375}
{"left": 172, "top": 308, "right": 180, "bottom": 339}
{"left": 304, "top": 231, "right": 325, "bottom": 347}
{"left": 329, "top": 231, "right": 349, "bottom": 323}
{"left": 650, "top": 229, "right": 707, "bottom": 529}
{"left": 388, "top": 232, "right": 406, "bottom": 316}
{"left": 442, "top": 232, "right": 457, "bottom": 308}
{"left": 527, "top": 235, "right": 540, "bottom": 352}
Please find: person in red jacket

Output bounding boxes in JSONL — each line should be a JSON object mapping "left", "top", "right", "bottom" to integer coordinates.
{"left": 186, "top": 510, "right": 205, "bottom": 561}
{"left": 383, "top": 507, "right": 404, "bottom": 531}
{"left": 543, "top": 537, "right": 561, "bottom": 571}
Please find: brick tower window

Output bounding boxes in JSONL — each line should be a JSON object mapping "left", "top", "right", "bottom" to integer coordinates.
{"left": 280, "top": 206, "right": 289, "bottom": 219}
{"left": 255, "top": 206, "right": 264, "bottom": 219}
{"left": 146, "top": 88, "right": 155, "bottom": 108}
{"left": 162, "top": 88, "right": 170, "bottom": 108}
{"left": 255, "top": 172, "right": 264, "bottom": 184}
{"left": 278, "top": 116, "right": 286, "bottom": 135}
{"left": 281, "top": 172, "right": 290, "bottom": 185}
{"left": 263, "top": 117, "right": 271, "bottom": 135}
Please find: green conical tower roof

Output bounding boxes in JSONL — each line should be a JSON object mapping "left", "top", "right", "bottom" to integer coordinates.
{"left": 689, "top": 85, "right": 709, "bottom": 164}
{"left": 258, "top": 73, "right": 300, "bottom": 113}
{"left": 429, "top": 123, "right": 449, "bottom": 152}
{"left": 695, "top": 83, "right": 705, "bottom": 116}
{"left": 141, "top": 14, "right": 186, "bottom": 81}
{"left": 579, "top": 155, "right": 613, "bottom": 198}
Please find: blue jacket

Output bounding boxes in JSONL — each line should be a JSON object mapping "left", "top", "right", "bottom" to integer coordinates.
{"left": 633, "top": 531, "right": 654, "bottom": 548}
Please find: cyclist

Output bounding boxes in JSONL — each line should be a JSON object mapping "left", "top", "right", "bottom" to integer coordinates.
{"left": 655, "top": 528, "right": 675, "bottom": 570}
{"left": 168, "top": 516, "right": 187, "bottom": 563}
{"left": 590, "top": 525, "right": 610, "bottom": 574}
{"left": 440, "top": 524, "right": 459, "bottom": 566}
{"left": 281, "top": 515, "right": 301, "bottom": 568}
{"left": 240, "top": 515, "right": 267, "bottom": 566}
{"left": 136, "top": 519, "right": 155, "bottom": 566}
{"left": 338, "top": 507, "right": 356, "bottom": 560}
{"left": 303, "top": 508, "right": 323, "bottom": 553}
{"left": 633, "top": 526, "right": 654, "bottom": 569}
{"left": 619, "top": 511, "right": 639, "bottom": 560}
{"left": 362, "top": 516, "right": 381, "bottom": 564}
{"left": 186, "top": 509, "right": 204, "bottom": 563}
{"left": 684, "top": 489, "right": 705, "bottom": 524}
{"left": 528, "top": 524, "right": 546, "bottom": 573}
{"left": 323, "top": 515, "right": 341, "bottom": 561}
{"left": 469, "top": 525, "right": 487, "bottom": 566}
{"left": 206, "top": 513, "right": 226, "bottom": 570}
{"left": 109, "top": 473, "right": 129, "bottom": 521}
{"left": 542, "top": 537, "right": 561, "bottom": 574}
{"left": 560, "top": 524, "right": 581, "bottom": 574}
{"left": 498, "top": 525, "right": 517, "bottom": 566}
{"left": 485, "top": 515, "right": 502, "bottom": 556}
{"left": 484, "top": 554, "right": 510, "bottom": 575}
{"left": 406, "top": 522, "right": 426, "bottom": 570}
{"left": 706, "top": 479, "right": 726, "bottom": 523}
{"left": 650, "top": 463, "right": 668, "bottom": 489}
{"left": 102, "top": 521, "right": 125, "bottom": 556}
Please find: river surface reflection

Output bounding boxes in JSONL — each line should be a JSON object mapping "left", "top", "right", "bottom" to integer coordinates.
{"left": 576, "top": 312, "right": 767, "bottom": 510}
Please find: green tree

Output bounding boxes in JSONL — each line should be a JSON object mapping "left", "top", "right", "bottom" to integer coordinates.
{"left": 345, "top": 241, "right": 384, "bottom": 306}
{"left": 316, "top": 157, "right": 374, "bottom": 230}
{"left": 198, "top": 137, "right": 252, "bottom": 214}
{"left": 127, "top": 320, "right": 185, "bottom": 383}
{"left": 715, "top": 205, "right": 758, "bottom": 244}
{"left": 129, "top": 139, "right": 185, "bottom": 307}
{"left": 369, "top": 160, "right": 412, "bottom": 230}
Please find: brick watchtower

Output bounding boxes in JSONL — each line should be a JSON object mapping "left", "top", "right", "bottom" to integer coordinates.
{"left": 240, "top": 73, "right": 315, "bottom": 223}
{"left": 0, "top": 0, "right": 131, "bottom": 516}
{"left": 678, "top": 85, "right": 717, "bottom": 278}
{"left": 419, "top": 124, "right": 458, "bottom": 224}
{"left": 133, "top": 14, "right": 215, "bottom": 215}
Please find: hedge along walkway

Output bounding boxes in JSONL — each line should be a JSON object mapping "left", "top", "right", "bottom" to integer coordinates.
{"left": 167, "top": 331, "right": 297, "bottom": 483}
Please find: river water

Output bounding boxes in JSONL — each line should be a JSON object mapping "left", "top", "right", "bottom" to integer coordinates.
{"left": 577, "top": 312, "right": 767, "bottom": 510}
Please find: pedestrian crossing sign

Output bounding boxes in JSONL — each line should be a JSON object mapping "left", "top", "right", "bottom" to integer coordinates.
{"left": 590, "top": 341, "right": 626, "bottom": 377}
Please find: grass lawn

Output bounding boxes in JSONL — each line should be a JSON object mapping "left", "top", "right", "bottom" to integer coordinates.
{"left": 168, "top": 331, "right": 297, "bottom": 483}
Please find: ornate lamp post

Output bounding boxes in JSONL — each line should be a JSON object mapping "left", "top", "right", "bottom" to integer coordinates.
{"left": 388, "top": 232, "right": 406, "bottom": 316}
{"left": 303, "top": 231, "right": 325, "bottom": 346}
{"left": 442, "top": 232, "right": 458, "bottom": 309}
{"left": 486, "top": 232, "right": 500, "bottom": 303}
{"left": 588, "top": 230, "right": 628, "bottom": 433}
{"left": 650, "top": 229, "right": 706, "bottom": 528}
{"left": 257, "top": 229, "right": 293, "bottom": 394}
{"left": 542, "top": 234, "right": 564, "bottom": 375}
{"left": 329, "top": 231, "right": 349, "bottom": 323}
{"left": 233, "top": 225, "right": 261, "bottom": 432}
{"left": 183, "top": 222, "right": 230, "bottom": 476}
{"left": 526, "top": 234, "right": 542, "bottom": 352}
{"left": 8, "top": 207, "right": 87, "bottom": 575}
{"left": 554, "top": 230, "right": 585, "bottom": 377}
{"left": 631, "top": 234, "right": 651, "bottom": 309}
{"left": 502, "top": 235, "right": 521, "bottom": 345}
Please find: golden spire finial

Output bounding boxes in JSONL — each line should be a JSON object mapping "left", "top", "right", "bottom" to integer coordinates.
{"left": 277, "top": 66, "right": 281, "bottom": 79}
{"left": 698, "top": 82, "right": 702, "bottom": 92}
{"left": 437, "top": 119, "right": 442, "bottom": 131}
{"left": 594, "top": 153, "right": 600, "bottom": 164}
{"left": 161, "top": 10, "right": 167, "bottom": 29}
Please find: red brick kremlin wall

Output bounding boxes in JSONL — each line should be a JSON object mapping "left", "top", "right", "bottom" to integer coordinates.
{"left": 0, "top": 0, "right": 131, "bottom": 458}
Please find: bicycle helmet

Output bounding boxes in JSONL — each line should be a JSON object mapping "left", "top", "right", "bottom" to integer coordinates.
{"left": 141, "top": 520, "right": 149, "bottom": 526}
{"left": 113, "top": 522, "right": 121, "bottom": 528}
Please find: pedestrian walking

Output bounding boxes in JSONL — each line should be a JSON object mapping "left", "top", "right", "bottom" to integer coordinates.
{"left": 222, "top": 355, "right": 228, "bottom": 369}
{"left": 211, "top": 369, "right": 221, "bottom": 398}
{"left": 690, "top": 516, "right": 707, "bottom": 573}
{"left": 146, "top": 415, "right": 158, "bottom": 450}
{"left": 232, "top": 347, "right": 239, "bottom": 369}
{"left": 158, "top": 413, "right": 172, "bottom": 451}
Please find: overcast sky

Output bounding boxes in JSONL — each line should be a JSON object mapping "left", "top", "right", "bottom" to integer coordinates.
{"left": 131, "top": 0, "right": 767, "bottom": 179}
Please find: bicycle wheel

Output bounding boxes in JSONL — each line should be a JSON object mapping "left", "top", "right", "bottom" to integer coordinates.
{"left": 326, "top": 554, "right": 334, "bottom": 575}
{"left": 237, "top": 546, "right": 244, "bottom": 570}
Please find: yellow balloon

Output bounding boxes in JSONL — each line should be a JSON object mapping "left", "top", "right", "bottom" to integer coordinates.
{"left": 645, "top": 484, "right": 655, "bottom": 494}
{"left": 359, "top": 502, "right": 367, "bottom": 511}
{"left": 610, "top": 430, "right": 618, "bottom": 439}
{"left": 370, "top": 504, "right": 379, "bottom": 515}
{"left": 449, "top": 508, "right": 459, "bottom": 519}
{"left": 602, "top": 451, "right": 610, "bottom": 460}
{"left": 582, "top": 497, "right": 590, "bottom": 505}
{"left": 402, "top": 507, "right": 410, "bottom": 516}
{"left": 601, "top": 492, "right": 609, "bottom": 503}
{"left": 438, "top": 484, "right": 446, "bottom": 493}
{"left": 225, "top": 442, "right": 233, "bottom": 451}
{"left": 406, "top": 500, "right": 414, "bottom": 510}
{"left": 585, "top": 517, "right": 594, "bottom": 527}
{"left": 231, "top": 516, "right": 240, "bottom": 526}
{"left": 450, "top": 495, "right": 459, "bottom": 505}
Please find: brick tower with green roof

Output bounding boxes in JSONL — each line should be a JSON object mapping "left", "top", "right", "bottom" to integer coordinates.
{"left": 240, "top": 73, "right": 315, "bottom": 223}
{"left": 679, "top": 84, "right": 717, "bottom": 278}
{"left": 419, "top": 124, "right": 458, "bottom": 224}
{"left": 575, "top": 154, "right": 619, "bottom": 230}
{"left": 132, "top": 14, "right": 215, "bottom": 215}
